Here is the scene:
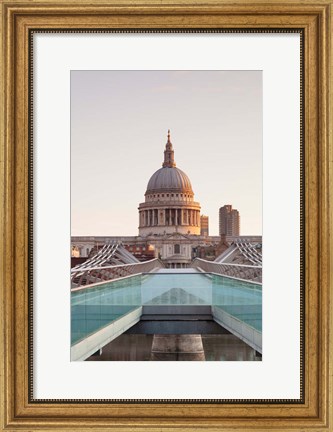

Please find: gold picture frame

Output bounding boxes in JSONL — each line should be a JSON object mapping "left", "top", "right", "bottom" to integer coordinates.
{"left": 1, "top": 0, "right": 332, "bottom": 430}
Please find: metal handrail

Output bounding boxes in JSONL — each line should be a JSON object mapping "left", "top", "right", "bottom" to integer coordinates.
{"left": 71, "top": 258, "right": 164, "bottom": 288}
{"left": 191, "top": 258, "right": 262, "bottom": 283}
{"left": 193, "top": 258, "right": 261, "bottom": 269}
{"left": 71, "top": 258, "right": 161, "bottom": 273}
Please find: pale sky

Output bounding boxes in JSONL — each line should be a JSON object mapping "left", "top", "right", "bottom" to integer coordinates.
{"left": 71, "top": 70, "right": 262, "bottom": 236}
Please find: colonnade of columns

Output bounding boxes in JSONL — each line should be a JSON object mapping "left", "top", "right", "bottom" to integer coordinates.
{"left": 140, "top": 208, "right": 200, "bottom": 227}
{"left": 167, "top": 263, "right": 189, "bottom": 268}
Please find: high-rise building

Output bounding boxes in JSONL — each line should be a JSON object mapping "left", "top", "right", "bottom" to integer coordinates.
{"left": 200, "top": 215, "right": 209, "bottom": 236}
{"left": 219, "top": 205, "right": 240, "bottom": 236}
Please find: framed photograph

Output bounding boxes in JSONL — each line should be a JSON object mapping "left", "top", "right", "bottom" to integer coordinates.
{"left": 70, "top": 69, "right": 263, "bottom": 364}
{"left": 1, "top": 0, "right": 332, "bottom": 431}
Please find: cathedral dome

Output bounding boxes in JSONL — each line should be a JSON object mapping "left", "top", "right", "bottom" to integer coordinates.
{"left": 145, "top": 130, "right": 193, "bottom": 195}
{"left": 146, "top": 166, "right": 193, "bottom": 194}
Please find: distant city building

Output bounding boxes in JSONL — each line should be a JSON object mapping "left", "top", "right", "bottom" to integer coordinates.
{"left": 200, "top": 215, "right": 209, "bottom": 236}
{"left": 219, "top": 205, "right": 240, "bottom": 236}
{"left": 124, "top": 243, "right": 155, "bottom": 261}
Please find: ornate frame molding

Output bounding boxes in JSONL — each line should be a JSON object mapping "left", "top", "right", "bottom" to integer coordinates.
{"left": 1, "top": 1, "right": 332, "bottom": 430}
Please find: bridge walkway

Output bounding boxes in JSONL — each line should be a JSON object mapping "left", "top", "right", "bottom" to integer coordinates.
{"left": 71, "top": 269, "right": 262, "bottom": 361}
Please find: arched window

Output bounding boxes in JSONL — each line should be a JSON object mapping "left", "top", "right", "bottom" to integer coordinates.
{"left": 174, "top": 244, "right": 180, "bottom": 254}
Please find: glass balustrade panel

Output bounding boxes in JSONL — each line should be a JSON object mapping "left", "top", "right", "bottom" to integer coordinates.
{"left": 71, "top": 275, "right": 141, "bottom": 345}
{"left": 141, "top": 273, "right": 212, "bottom": 305}
{"left": 212, "top": 273, "right": 262, "bottom": 332}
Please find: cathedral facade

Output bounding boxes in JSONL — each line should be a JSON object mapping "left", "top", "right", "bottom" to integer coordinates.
{"left": 138, "top": 131, "right": 201, "bottom": 237}
{"left": 136, "top": 131, "right": 203, "bottom": 267}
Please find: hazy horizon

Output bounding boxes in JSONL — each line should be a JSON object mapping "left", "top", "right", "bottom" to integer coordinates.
{"left": 71, "top": 70, "right": 262, "bottom": 237}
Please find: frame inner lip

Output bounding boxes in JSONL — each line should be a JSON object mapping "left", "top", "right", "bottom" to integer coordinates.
{"left": 27, "top": 27, "right": 305, "bottom": 405}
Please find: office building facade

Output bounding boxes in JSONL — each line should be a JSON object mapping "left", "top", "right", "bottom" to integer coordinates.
{"left": 219, "top": 205, "right": 240, "bottom": 236}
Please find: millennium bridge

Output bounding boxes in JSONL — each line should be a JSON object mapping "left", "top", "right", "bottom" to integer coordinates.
{"left": 71, "top": 242, "right": 262, "bottom": 361}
